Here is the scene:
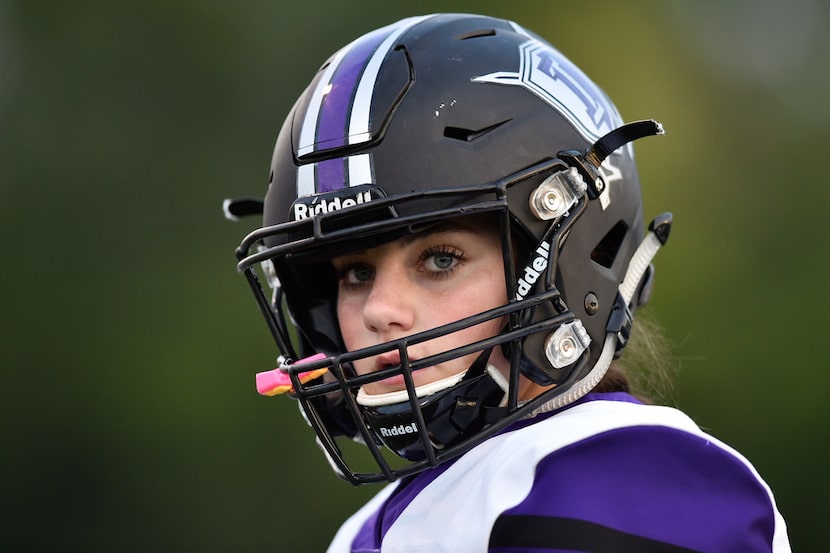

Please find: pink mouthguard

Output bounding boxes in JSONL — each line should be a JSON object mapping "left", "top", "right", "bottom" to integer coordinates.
{"left": 256, "top": 353, "right": 328, "bottom": 396}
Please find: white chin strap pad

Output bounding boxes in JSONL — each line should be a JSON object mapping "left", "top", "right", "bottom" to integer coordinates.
{"left": 356, "top": 364, "right": 508, "bottom": 407}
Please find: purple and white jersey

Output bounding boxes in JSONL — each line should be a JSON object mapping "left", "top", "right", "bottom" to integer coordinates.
{"left": 327, "top": 392, "right": 790, "bottom": 552}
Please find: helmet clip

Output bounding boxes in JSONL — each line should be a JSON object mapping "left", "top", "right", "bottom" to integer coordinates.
{"left": 529, "top": 167, "right": 587, "bottom": 221}
{"left": 544, "top": 320, "right": 591, "bottom": 369}
{"left": 605, "top": 293, "right": 634, "bottom": 359}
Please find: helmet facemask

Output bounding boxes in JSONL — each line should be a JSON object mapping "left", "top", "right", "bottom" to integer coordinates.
{"left": 234, "top": 133, "right": 667, "bottom": 483}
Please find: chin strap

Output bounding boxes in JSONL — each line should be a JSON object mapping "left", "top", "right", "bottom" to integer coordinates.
{"left": 529, "top": 212, "right": 672, "bottom": 417}
{"left": 586, "top": 119, "right": 664, "bottom": 169}
{"left": 620, "top": 213, "right": 672, "bottom": 305}
{"left": 559, "top": 120, "right": 664, "bottom": 200}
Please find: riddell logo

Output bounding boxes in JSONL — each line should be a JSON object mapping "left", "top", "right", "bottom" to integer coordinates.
{"left": 292, "top": 189, "right": 373, "bottom": 220}
{"left": 379, "top": 423, "right": 418, "bottom": 438}
{"left": 516, "top": 241, "right": 551, "bottom": 300}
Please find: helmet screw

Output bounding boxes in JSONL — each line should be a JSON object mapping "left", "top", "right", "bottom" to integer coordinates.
{"left": 584, "top": 292, "right": 599, "bottom": 316}
{"left": 559, "top": 336, "right": 576, "bottom": 359}
{"left": 542, "top": 189, "right": 562, "bottom": 212}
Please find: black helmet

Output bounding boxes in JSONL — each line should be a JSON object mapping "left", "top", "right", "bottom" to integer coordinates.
{"left": 230, "top": 13, "right": 670, "bottom": 484}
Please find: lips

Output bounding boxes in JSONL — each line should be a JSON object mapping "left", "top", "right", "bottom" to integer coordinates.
{"left": 374, "top": 350, "right": 405, "bottom": 372}
{"left": 368, "top": 350, "right": 421, "bottom": 391}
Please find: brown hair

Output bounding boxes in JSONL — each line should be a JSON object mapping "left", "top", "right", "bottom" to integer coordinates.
{"left": 593, "top": 310, "right": 677, "bottom": 405}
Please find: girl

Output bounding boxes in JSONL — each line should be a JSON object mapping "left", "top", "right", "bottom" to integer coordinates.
{"left": 228, "top": 13, "right": 790, "bottom": 552}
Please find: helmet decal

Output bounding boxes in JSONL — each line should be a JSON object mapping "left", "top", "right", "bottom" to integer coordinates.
{"left": 516, "top": 240, "right": 552, "bottom": 301}
{"left": 290, "top": 184, "right": 380, "bottom": 221}
{"left": 597, "top": 157, "right": 624, "bottom": 211}
{"left": 473, "top": 29, "right": 623, "bottom": 143}
{"left": 296, "top": 153, "right": 373, "bottom": 196}
{"left": 295, "top": 15, "right": 430, "bottom": 195}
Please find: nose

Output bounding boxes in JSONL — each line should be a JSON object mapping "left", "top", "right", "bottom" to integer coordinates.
{"left": 362, "top": 263, "right": 415, "bottom": 335}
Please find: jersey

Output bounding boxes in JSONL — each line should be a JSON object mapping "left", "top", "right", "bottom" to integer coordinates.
{"left": 326, "top": 392, "right": 790, "bottom": 552}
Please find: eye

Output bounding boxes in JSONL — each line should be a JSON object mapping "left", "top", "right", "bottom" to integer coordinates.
{"left": 428, "top": 251, "right": 456, "bottom": 270}
{"left": 336, "top": 262, "right": 374, "bottom": 287}
{"left": 421, "top": 246, "right": 465, "bottom": 275}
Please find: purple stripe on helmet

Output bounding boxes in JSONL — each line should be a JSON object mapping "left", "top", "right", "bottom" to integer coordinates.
{"left": 314, "top": 26, "right": 391, "bottom": 155}
{"left": 316, "top": 158, "right": 346, "bottom": 193}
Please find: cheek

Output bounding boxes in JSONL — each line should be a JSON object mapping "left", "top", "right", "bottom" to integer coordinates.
{"left": 458, "top": 263, "right": 506, "bottom": 310}
{"left": 434, "top": 266, "right": 507, "bottom": 331}
{"left": 336, "top": 296, "right": 362, "bottom": 347}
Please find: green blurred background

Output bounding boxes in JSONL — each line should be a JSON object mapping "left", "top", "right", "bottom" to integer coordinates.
{"left": 3, "top": 0, "right": 827, "bottom": 550}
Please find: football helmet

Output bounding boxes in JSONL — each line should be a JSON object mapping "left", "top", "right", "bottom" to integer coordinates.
{"left": 229, "top": 13, "right": 671, "bottom": 484}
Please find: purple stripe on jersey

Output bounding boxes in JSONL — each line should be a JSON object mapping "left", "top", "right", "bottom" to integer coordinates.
{"left": 314, "top": 27, "right": 389, "bottom": 154}
{"left": 316, "top": 158, "right": 346, "bottom": 193}
{"left": 503, "top": 425, "right": 776, "bottom": 551}
{"left": 351, "top": 461, "right": 457, "bottom": 552}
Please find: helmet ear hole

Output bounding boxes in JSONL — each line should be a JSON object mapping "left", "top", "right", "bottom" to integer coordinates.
{"left": 591, "top": 220, "right": 628, "bottom": 268}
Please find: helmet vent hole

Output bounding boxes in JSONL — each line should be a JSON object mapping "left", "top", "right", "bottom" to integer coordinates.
{"left": 443, "top": 119, "right": 510, "bottom": 142}
{"left": 456, "top": 28, "right": 496, "bottom": 40}
{"left": 591, "top": 220, "right": 628, "bottom": 268}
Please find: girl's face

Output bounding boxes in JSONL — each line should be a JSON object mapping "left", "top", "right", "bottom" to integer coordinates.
{"left": 333, "top": 217, "right": 510, "bottom": 398}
